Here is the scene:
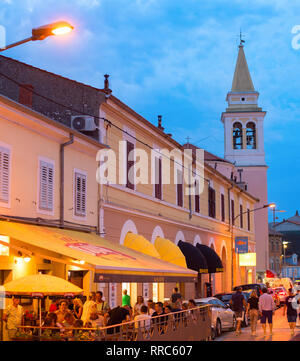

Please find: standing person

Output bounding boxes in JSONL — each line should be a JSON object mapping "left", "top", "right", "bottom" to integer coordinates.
{"left": 81, "top": 292, "right": 96, "bottom": 324}
{"left": 296, "top": 288, "right": 300, "bottom": 327}
{"left": 73, "top": 298, "right": 83, "bottom": 320}
{"left": 283, "top": 288, "right": 298, "bottom": 336}
{"left": 230, "top": 287, "right": 247, "bottom": 336}
{"left": 259, "top": 288, "right": 276, "bottom": 336}
{"left": 95, "top": 291, "right": 109, "bottom": 315}
{"left": 134, "top": 296, "right": 145, "bottom": 316}
{"left": 49, "top": 299, "right": 59, "bottom": 313}
{"left": 122, "top": 289, "right": 131, "bottom": 307}
{"left": 246, "top": 290, "right": 259, "bottom": 336}
{"left": 170, "top": 287, "right": 182, "bottom": 308}
{"left": 2, "top": 297, "right": 24, "bottom": 341}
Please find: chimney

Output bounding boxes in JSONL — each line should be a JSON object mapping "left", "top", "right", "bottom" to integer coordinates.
{"left": 19, "top": 84, "right": 34, "bottom": 108}
{"left": 157, "top": 115, "right": 164, "bottom": 131}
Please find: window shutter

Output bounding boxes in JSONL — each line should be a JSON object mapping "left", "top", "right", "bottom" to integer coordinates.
{"left": 177, "top": 169, "right": 183, "bottom": 207}
{"left": 240, "top": 204, "right": 243, "bottom": 228}
{"left": 75, "top": 172, "right": 87, "bottom": 216}
{"left": 247, "top": 209, "right": 250, "bottom": 231}
{"left": 39, "top": 160, "right": 54, "bottom": 211}
{"left": 231, "top": 199, "right": 235, "bottom": 225}
{"left": 221, "top": 194, "right": 225, "bottom": 222}
{"left": 195, "top": 179, "right": 200, "bottom": 213}
{"left": 208, "top": 186, "right": 216, "bottom": 218}
{"left": 0, "top": 147, "right": 10, "bottom": 203}
{"left": 126, "top": 141, "right": 135, "bottom": 190}
{"left": 155, "top": 157, "right": 162, "bottom": 200}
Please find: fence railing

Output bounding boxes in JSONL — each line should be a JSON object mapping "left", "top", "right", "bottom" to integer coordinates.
{"left": 13, "top": 305, "right": 212, "bottom": 341}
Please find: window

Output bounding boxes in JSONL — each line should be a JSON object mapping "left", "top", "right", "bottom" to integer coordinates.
{"left": 231, "top": 199, "right": 235, "bottom": 225}
{"left": 0, "top": 146, "right": 10, "bottom": 204}
{"left": 246, "top": 122, "right": 256, "bottom": 149}
{"left": 240, "top": 204, "right": 243, "bottom": 228}
{"left": 39, "top": 160, "right": 54, "bottom": 211}
{"left": 247, "top": 209, "right": 250, "bottom": 231}
{"left": 208, "top": 186, "right": 216, "bottom": 218}
{"left": 221, "top": 194, "right": 225, "bottom": 222}
{"left": 195, "top": 179, "right": 200, "bottom": 213}
{"left": 126, "top": 141, "right": 135, "bottom": 190}
{"left": 233, "top": 122, "right": 243, "bottom": 149}
{"left": 177, "top": 169, "right": 183, "bottom": 207}
{"left": 74, "top": 172, "right": 87, "bottom": 217}
{"left": 154, "top": 157, "right": 162, "bottom": 200}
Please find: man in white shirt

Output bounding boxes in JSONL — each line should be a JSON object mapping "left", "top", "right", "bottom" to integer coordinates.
{"left": 3, "top": 297, "right": 24, "bottom": 341}
{"left": 259, "top": 288, "right": 276, "bottom": 336}
{"left": 134, "top": 305, "right": 151, "bottom": 333}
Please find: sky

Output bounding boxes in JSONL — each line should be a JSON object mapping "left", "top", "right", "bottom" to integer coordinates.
{"left": 0, "top": 0, "right": 299, "bottom": 222}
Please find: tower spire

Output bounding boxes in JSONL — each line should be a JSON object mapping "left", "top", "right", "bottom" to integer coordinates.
{"left": 231, "top": 42, "right": 254, "bottom": 92}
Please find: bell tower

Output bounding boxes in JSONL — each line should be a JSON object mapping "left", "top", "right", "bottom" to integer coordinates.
{"left": 221, "top": 42, "right": 269, "bottom": 277}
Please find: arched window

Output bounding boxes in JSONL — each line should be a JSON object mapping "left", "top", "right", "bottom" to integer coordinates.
{"left": 233, "top": 122, "right": 243, "bottom": 149}
{"left": 246, "top": 122, "right": 256, "bottom": 149}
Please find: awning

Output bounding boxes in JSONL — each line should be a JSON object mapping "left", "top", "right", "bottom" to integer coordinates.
{"left": 195, "top": 243, "right": 223, "bottom": 273}
{"left": 124, "top": 232, "right": 160, "bottom": 259}
{"left": 154, "top": 237, "right": 187, "bottom": 268}
{"left": 0, "top": 221, "right": 197, "bottom": 283}
{"left": 177, "top": 240, "right": 208, "bottom": 273}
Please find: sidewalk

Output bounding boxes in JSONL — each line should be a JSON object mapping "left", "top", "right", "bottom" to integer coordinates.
{"left": 216, "top": 309, "right": 300, "bottom": 341}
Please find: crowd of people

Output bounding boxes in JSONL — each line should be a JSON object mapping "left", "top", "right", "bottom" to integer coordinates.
{"left": 2, "top": 287, "right": 199, "bottom": 340}
{"left": 231, "top": 286, "right": 300, "bottom": 337}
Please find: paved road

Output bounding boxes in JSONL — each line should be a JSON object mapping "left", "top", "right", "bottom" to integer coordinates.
{"left": 216, "top": 308, "right": 300, "bottom": 341}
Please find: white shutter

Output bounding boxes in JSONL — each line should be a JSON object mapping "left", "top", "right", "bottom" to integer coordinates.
{"left": 39, "top": 160, "right": 54, "bottom": 211}
{"left": 75, "top": 172, "right": 87, "bottom": 216}
{"left": 0, "top": 147, "right": 10, "bottom": 203}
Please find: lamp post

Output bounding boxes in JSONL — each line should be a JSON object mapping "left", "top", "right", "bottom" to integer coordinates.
{"left": 282, "top": 241, "right": 288, "bottom": 277}
{"left": 230, "top": 203, "right": 275, "bottom": 289}
{"left": 0, "top": 21, "right": 74, "bottom": 52}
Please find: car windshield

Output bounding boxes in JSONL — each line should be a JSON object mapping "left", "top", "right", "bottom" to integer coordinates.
{"left": 220, "top": 295, "right": 232, "bottom": 302}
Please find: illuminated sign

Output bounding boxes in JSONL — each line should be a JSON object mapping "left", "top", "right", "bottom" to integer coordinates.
{"left": 239, "top": 253, "right": 256, "bottom": 266}
{"left": 235, "top": 237, "right": 248, "bottom": 254}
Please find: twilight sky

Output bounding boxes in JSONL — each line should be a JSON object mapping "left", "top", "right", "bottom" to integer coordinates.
{"left": 1, "top": 0, "right": 300, "bottom": 222}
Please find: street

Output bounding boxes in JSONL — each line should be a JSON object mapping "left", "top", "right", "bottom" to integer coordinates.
{"left": 216, "top": 308, "right": 300, "bottom": 341}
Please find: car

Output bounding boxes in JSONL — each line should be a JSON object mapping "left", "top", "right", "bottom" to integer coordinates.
{"left": 214, "top": 291, "right": 251, "bottom": 327}
{"left": 273, "top": 287, "right": 288, "bottom": 304}
{"left": 233, "top": 283, "right": 266, "bottom": 296}
{"left": 192, "top": 297, "right": 236, "bottom": 338}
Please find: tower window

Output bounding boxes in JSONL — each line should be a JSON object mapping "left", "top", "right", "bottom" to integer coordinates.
{"left": 233, "top": 122, "right": 243, "bottom": 149}
{"left": 246, "top": 122, "right": 256, "bottom": 149}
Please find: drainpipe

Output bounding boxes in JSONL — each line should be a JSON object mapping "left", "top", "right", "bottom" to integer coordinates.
{"left": 60, "top": 134, "right": 74, "bottom": 228}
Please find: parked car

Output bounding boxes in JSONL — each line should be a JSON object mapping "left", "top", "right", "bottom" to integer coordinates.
{"left": 214, "top": 291, "right": 251, "bottom": 327}
{"left": 233, "top": 283, "right": 266, "bottom": 296}
{"left": 193, "top": 297, "right": 236, "bottom": 338}
{"left": 273, "top": 287, "right": 288, "bottom": 304}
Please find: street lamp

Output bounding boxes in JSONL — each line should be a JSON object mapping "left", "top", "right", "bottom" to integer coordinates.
{"left": 230, "top": 203, "right": 276, "bottom": 289}
{"left": 0, "top": 21, "right": 74, "bottom": 52}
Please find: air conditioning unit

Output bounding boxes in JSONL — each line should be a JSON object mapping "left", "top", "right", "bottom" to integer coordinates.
{"left": 71, "top": 115, "right": 97, "bottom": 131}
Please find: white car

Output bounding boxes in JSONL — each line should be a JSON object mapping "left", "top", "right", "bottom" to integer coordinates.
{"left": 194, "top": 297, "right": 236, "bottom": 338}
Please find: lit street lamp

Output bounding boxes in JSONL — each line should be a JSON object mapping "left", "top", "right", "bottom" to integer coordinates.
{"left": 230, "top": 203, "right": 276, "bottom": 289}
{"left": 0, "top": 21, "right": 74, "bottom": 52}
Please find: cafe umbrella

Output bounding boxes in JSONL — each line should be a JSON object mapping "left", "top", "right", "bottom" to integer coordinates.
{"left": 2, "top": 274, "right": 83, "bottom": 336}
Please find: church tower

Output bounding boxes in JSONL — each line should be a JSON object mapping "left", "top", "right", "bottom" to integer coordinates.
{"left": 221, "top": 42, "right": 269, "bottom": 277}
